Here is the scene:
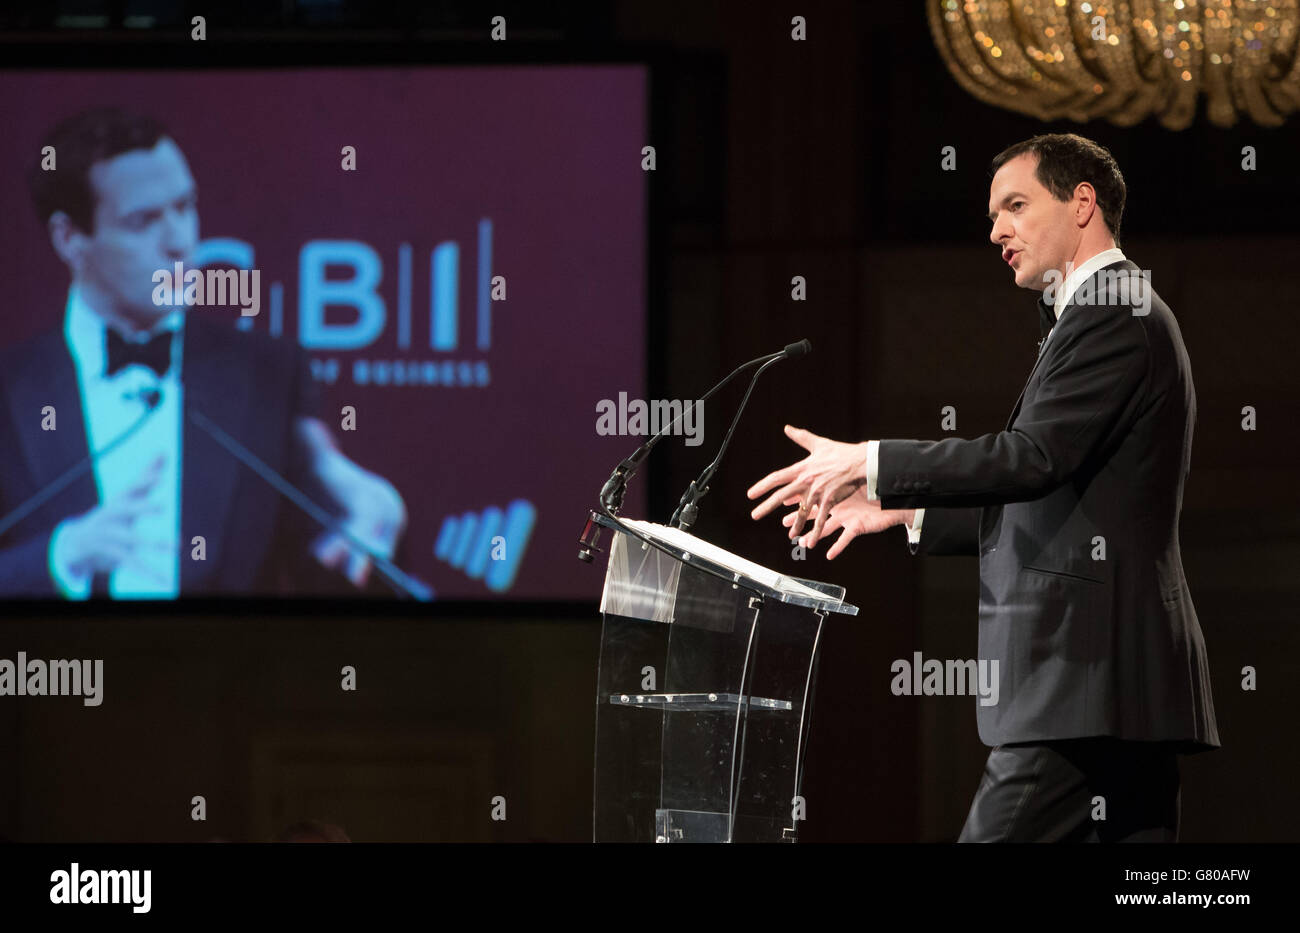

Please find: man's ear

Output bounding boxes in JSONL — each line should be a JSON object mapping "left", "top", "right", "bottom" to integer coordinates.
{"left": 1073, "top": 182, "right": 1098, "bottom": 228}
{"left": 47, "top": 211, "right": 88, "bottom": 272}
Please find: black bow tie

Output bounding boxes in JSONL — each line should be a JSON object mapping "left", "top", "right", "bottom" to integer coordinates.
{"left": 105, "top": 327, "right": 173, "bottom": 378}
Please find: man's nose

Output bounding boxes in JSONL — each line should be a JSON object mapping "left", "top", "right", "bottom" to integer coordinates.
{"left": 989, "top": 216, "right": 1010, "bottom": 246}
{"left": 160, "top": 209, "right": 196, "bottom": 258}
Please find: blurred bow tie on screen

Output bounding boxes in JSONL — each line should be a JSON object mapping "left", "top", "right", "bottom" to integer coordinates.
{"left": 105, "top": 328, "right": 173, "bottom": 378}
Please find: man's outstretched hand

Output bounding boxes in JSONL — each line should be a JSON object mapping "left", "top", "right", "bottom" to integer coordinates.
{"left": 781, "top": 488, "right": 915, "bottom": 559}
{"left": 747, "top": 425, "right": 871, "bottom": 547}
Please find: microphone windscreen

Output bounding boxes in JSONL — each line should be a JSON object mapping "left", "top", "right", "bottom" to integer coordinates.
{"left": 784, "top": 338, "right": 812, "bottom": 358}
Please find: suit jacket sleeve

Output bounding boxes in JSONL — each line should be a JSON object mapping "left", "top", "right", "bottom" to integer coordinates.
{"left": 913, "top": 506, "right": 980, "bottom": 556}
{"left": 0, "top": 532, "right": 59, "bottom": 597}
{"left": 877, "top": 304, "right": 1149, "bottom": 510}
{"left": 293, "top": 348, "right": 323, "bottom": 423}
{"left": 256, "top": 343, "right": 363, "bottom": 596}
{"left": 0, "top": 368, "right": 67, "bottom": 597}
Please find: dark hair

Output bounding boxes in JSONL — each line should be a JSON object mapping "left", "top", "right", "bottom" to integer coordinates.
{"left": 990, "top": 133, "right": 1126, "bottom": 247}
{"left": 28, "top": 108, "right": 170, "bottom": 232}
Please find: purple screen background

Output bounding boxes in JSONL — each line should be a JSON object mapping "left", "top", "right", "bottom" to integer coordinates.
{"left": 0, "top": 65, "right": 648, "bottom": 600}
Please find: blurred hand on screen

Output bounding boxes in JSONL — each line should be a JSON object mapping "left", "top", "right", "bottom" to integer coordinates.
{"left": 50, "top": 454, "right": 171, "bottom": 585}
{"left": 310, "top": 465, "right": 407, "bottom": 587}
{"left": 296, "top": 418, "right": 407, "bottom": 587}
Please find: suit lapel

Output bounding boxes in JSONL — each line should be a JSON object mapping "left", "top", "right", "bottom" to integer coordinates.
{"left": 985, "top": 302, "right": 1063, "bottom": 541}
{"left": 1003, "top": 258, "right": 1141, "bottom": 431}
{"left": 180, "top": 318, "right": 251, "bottom": 590}
{"left": 984, "top": 260, "right": 1138, "bottom": 542}
{"left": 4, "top": 331, "right": 98, "bottom": 516}
{"left": 1004, "top": 332, "right": 1056, "bottom": 430}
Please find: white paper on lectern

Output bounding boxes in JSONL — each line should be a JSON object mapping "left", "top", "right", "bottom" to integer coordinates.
{"left": 619, "top": 519, "right": 826, "bottom": 600}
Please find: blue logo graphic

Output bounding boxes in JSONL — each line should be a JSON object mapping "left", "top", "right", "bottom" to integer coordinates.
{"left": 434, "top": 499, "right": 536, "bottom": 592}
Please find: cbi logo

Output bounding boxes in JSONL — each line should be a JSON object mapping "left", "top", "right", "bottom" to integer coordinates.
{"left": 194, "top": 218, "right": 500, "bottom": 351}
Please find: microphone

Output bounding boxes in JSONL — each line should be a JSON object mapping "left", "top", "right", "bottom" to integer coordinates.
{"left": 669, "top": 339, "right": 811, "bottom": 530}
{"left": 186, "top": 406, "right": 433, "bottom": 601}
{"left": 580, "top": 339, "right": 811, "bottom": 560}
{"left": 0, "top": 387, "right": 163, "bottom": 541}
{"left": 783, "top": 339, "right": 811, "bottom": 359}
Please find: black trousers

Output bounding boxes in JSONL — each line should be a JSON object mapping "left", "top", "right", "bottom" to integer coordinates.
{"left": 958, "top": 738, "right": 1181, "bottom": 842}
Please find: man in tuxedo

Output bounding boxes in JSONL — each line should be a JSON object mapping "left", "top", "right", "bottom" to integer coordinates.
{"left": 748, "top": 134, "right": 1219, "bottom": 842}
{"left": 0, "top": 107, "right": 405, "bottom": 598}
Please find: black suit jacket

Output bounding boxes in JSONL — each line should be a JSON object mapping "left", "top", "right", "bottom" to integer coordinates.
{"left": 0, "top": 314, "right": 338, "bottom": 597}
{"left": 878, "top": 260, "right": 1219, "bottom": 752}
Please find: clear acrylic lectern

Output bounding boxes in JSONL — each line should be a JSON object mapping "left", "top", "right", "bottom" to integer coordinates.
{"left": 589, "top": 513, "right": 858, "bottom": 843}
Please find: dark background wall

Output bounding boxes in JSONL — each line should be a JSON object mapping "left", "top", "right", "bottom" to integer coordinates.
{"left": 1, "top": 0, "right": 1296, "bottom": 841}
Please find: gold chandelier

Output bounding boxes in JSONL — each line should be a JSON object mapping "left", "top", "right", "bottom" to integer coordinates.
{"left": 928, "top": 0, "right": 1300, "bottom": 128}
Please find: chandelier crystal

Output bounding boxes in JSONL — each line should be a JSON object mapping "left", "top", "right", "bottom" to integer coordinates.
{"left": 928, "top": 0, "right": 1300, "bottom": 128}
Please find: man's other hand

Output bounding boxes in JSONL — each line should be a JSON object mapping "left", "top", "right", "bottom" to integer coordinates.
{"left": 50, "top": 454, "right": 171, "bottom": 586}
{"left": 785, "top": 488, "right": 914, "bottom": 559}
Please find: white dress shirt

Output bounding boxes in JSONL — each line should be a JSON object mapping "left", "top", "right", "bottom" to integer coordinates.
{"left": 49, "top": 287, "right": 184, "bottom": 598}
{"left": 866, "top": 247, "right": 1127, "bottom": 548}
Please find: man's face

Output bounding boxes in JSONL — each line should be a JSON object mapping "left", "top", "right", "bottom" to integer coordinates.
{"left": 77, "top": 137, "right": 198, "bottom": 318}
{"left": 987, "top": 152, "right": 1077, "bottom": 292}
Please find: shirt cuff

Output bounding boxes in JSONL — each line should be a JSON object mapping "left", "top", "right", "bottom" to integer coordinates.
{"left": 906, "top": 508, "right": 926, "bottom": 545}
{"left": 870, "top": 441, "right": 924, "bottom": 551}
{"left": 48, "top": 521, "right": 92, "bottom": 600}
{"left": 866, "top": 440, "right": 879, "bottom": 500}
